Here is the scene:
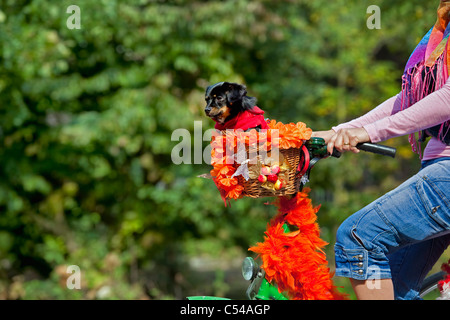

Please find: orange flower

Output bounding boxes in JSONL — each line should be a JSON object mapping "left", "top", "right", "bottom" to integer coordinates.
{"left": 268, "top": 120, "right": 312, "bottom": 149}
{"left": 218, "top": 175, "right": 238, "bottom": 187}
{"left": 255, "top": 129, "right": 279, "bottom": 151}
{"left": 233, "top": 129, "right": 261, "bottom": 147}
{"left": 210, "top": 163, "right": 231, "bottom": 178}
{"left": 226, "top": 184, "right": 244, "bottom": 199}
{"left": 210, "top": 163, "right": 243, "bottom": 200}
{"left": 211, "top": 150, "right": 234, "bottom": 166}
{"left": 211, "top": 133, "right": 238, "bottom": 166}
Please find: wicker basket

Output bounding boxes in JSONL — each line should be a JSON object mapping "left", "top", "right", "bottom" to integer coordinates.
{"left": 239, "top": 147, "right": 304, "bottom": 198}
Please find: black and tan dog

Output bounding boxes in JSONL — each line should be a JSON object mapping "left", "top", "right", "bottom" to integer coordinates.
{"left": 204, "top": 82, "right": 268, "bottom": 131}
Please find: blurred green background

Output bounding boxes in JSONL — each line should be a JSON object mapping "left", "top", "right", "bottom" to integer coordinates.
{"left": 0, "top": 0, "right": 448, "bottom": 299}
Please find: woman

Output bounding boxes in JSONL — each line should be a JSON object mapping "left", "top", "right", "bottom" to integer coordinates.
{"left": 313, "top": 1, "right": 450, "bottom": 299}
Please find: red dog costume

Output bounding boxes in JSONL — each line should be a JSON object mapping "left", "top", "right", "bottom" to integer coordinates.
{"left": 213, "top": 106, "right": 269, "bottom": 131}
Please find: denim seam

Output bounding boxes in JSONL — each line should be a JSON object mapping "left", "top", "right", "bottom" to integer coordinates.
{"left": 424, "top": 176, "right": 450, "bottom": 209}
{"left": 416, "top": 178, "right": 430, "bottom": 216}
{"left": 351, "top": 206, "right": 385, "bottom": 252}
{"left": 350, "top": 203, "right": 399, "bottom": 255}
{"left": 374, "top": 204, "right": 400, "bottom": 242}
{"left": 334, "top": 245, "right": 392, "bottom": 280}
{"left": 350, "top": 226, "right": 369, "bottom": 251}
{"left": 416, "top": 177, "right": 449, "bottom": 230}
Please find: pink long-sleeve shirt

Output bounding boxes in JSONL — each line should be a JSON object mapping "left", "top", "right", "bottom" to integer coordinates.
{"left": 333, "top": 77, "right": 450, "bottom": 160}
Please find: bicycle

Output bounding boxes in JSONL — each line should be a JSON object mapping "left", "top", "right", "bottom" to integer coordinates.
{"left": 419, "top": 270, "right": 447, "bottom": 299}
{"left": 188, "top": 137, "right": 449, "bottom": 300}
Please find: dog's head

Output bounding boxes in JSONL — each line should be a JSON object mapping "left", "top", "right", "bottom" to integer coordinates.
{"left": 204, "top": 82, "right": 257, "bottom": 124}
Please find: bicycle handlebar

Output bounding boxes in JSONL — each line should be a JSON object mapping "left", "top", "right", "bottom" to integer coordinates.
{"left": 332, "top": 142, "right": 396, "bottom": 158}
{"left": 355, "top": 142, "right": 396, "bottom": 158}
{"left": 299, "top": 138, "right": 396, "bottom": 192}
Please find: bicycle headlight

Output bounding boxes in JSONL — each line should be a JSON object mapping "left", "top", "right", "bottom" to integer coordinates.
{"left": 242, "top": 257, "right": 258, "bottom": 281}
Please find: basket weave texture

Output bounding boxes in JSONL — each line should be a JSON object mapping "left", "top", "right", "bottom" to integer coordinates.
{"left": 239, "top": 148, "right": 302, "bottom": 198}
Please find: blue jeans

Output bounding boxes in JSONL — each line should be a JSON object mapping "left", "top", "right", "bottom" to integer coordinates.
{"left": 334, "top": 157, "right": 450, "bottom": 300}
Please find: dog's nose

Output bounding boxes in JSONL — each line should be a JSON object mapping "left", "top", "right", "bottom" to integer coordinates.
{"left": 205, "top": 107, "right": 211, "bottom": 116}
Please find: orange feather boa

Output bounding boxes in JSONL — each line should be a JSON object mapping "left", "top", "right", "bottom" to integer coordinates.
{"left": 249, "top": 190, "right": 347, "bottom": 300}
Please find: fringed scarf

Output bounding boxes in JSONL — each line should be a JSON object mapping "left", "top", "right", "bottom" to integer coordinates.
{"left": 401, "top": 1, "right": 450, "bottom": 154}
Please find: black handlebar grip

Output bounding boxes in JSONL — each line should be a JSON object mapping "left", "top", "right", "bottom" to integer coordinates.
{"left": 331, "top": 143, "right": 396, "bottom": 158}
{"left": 331, "top": 148, "right": 342, "bottom": 158}
{"left": 356, "top": 143, "right": 396, "bottom": 158}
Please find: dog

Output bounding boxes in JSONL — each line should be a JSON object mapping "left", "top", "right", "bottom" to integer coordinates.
{"left": 204, "top": 82, "right": 269, "bottom": 131}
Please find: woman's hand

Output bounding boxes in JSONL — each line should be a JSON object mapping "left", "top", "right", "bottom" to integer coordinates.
{"left": 326, "top": 127, "right": 371, "bottom": 155}
{"left": 311, "top": 129, "right": 336, "bottom": 144}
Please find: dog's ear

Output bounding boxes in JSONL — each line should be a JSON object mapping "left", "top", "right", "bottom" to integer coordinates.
{"left": 222, "top": 82, "right": 257, "bottom": 110}
{"left": 223, "top": 82, "right": 247, "bottom": 104}
{"left": 241, "top": 95, "right": 257, "bottom": 111}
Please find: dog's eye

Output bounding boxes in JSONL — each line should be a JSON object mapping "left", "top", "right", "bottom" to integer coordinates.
{"left": 216, "top": 96, "right": 224, "bottom": 101}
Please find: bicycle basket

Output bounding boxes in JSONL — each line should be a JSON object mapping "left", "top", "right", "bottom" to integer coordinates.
{"left": 239, "top": 147, "right": 306, "bottom": 198}
{"left": 210, "top": 122, "right": 311, "bottom": 200}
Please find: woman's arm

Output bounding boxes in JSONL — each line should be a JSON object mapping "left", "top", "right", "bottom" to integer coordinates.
{"left": 316, "top": 76, "right": 450, "bottom": 154}
{"left": 332, "top": 93, "right": 402, "bottom": 132}
{"left": 364, "top": 77, "right": 450, "bottom": 142}
{"left": 312, "top": 93, "right": 401, "bottom": 152}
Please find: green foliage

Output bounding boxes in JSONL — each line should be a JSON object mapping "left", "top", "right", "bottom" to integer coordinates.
{"left": 0, "top": 0, "right": 443, "bottom": 299}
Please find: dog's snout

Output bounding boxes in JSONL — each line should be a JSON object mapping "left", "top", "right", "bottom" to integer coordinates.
{"left": 205, "top": 99, "right": 213, "bottom": 115}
